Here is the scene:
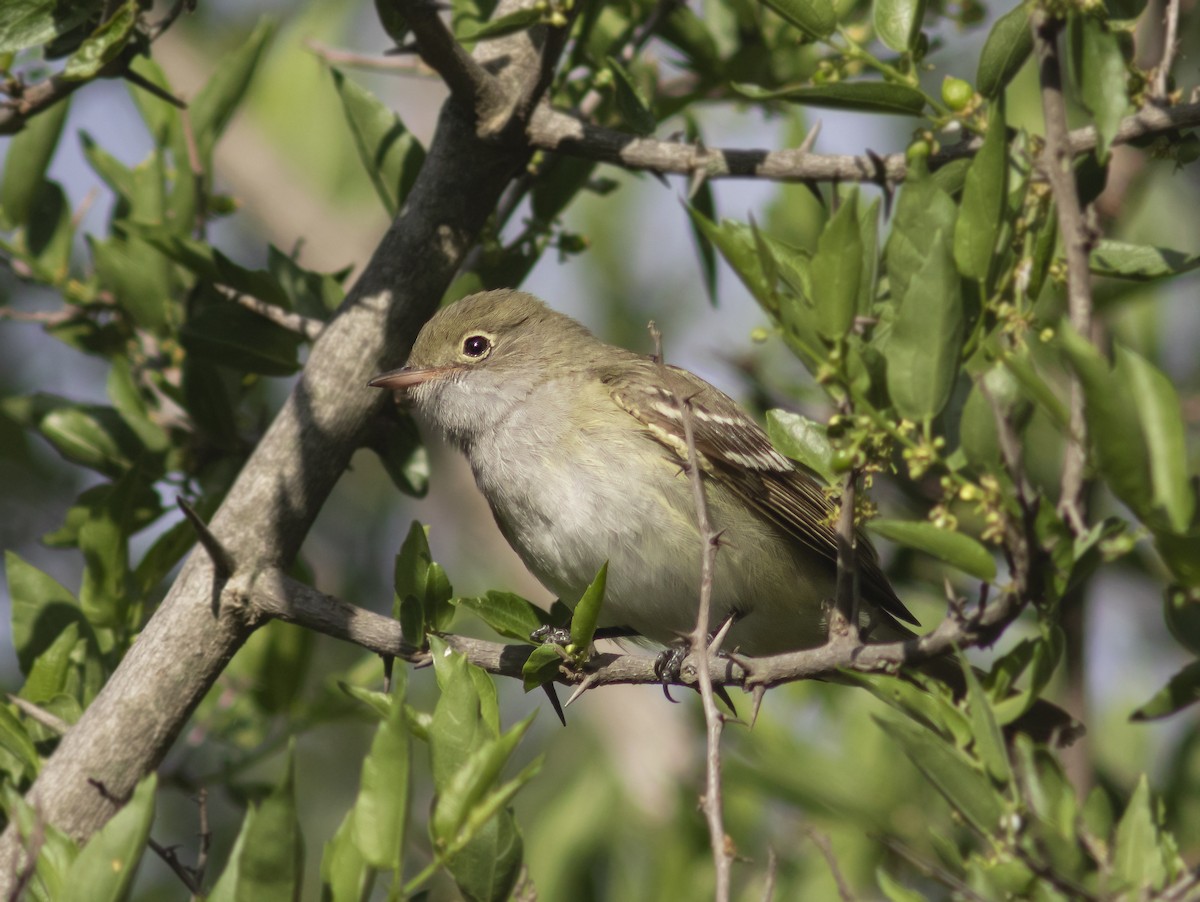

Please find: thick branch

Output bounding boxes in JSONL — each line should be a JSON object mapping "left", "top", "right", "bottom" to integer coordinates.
{"left": 527, "top": 100, "right": 1200, "bottom": 184}
{"left": 0, "top": 5, "right": 546, "bottom": 886}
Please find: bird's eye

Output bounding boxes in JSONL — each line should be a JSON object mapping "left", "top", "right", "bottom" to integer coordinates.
{"left": 462, "top": 334, "right": 492, "bottom": 358}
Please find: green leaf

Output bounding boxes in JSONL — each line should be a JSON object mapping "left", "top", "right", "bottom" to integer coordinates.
{"left": 430, "top": 637, "right": 493, "bottom": 787}
{"left": 521, "top": 645, "right": 563, "bottom": 691}
{"left": 1111, "top": 775, "right": 1169, "bottom": 892}
{"left": 759, "top": 0, "right": 836, "bottom": 39}
{"left": 976, "top": 5, "right": 1032, "bottom": 98}
{"left": 106, "top": 359, "right": 169, "bottom": 454}
{"left": 989, "top": 627, "right": 1065, "bottom": 726}
{"left": 876, "top": 716, "right": 1003, "bottom": 834}
{"left": 60, "top": 775, "right": 156, "bottom": 902}
{"left": 959, "top": 656, "right": 1011, "bottom": 784}
{"left": 1059, "top": 332, "right": 1184, "bottom": 530}
{"left": 320, "top": 811, "right": 370, "bottom": 902}
{"left": 954, "top": 102, "right": 1007, "bottom": 282}
{"left": 1164, "top": 585, "right": 1200, "bottom": 657}
{"left": 959, "top": 364, "right": 1031, "bottom": 468}
{"left": 878, "top": 867, "right": 928, "bottom": 902}
{"left": 7, "top": 550, "right": 82, "bottom": 675}
{"left": 0, "top": 704, "right": 40, "bottom": 778}
{"left": 88, "top": 234, "right": 172, "bottom": 333}
{"left": 856, "top": 196, "right": 881, "bottom": 316}
{"left": 457, "top": 591, "right": 552, "bottom": 642}
{"left": 689, "top": 170, "right": 719, "bottom": 304}
{"left": 431, "top": 711, "right": 536, "bottom": 848}
{"left": 62, "top": 1, "right": 136, "bottom": 81}
{"left": 883, "top": 227, "right": 963, "bottom": 421}
{"left": 0, "top": 92, "right": 69, "bottom": 227}
{"left": 368, "top": 413, "right": 428, "bottom": 499}
{"left": 765, "top": 409, "right": 835, "bottom": 484}
{"left": 189, "top": 19, "right": 275, "bottom": 158}
{"left": 735, "top": 81, "right": 927, "bottom": 116}
{"left": 873, "top": 0, "right": 926, "bottom": 52}
{"left": 884, "top": 158, "right": 957, "bottom": 305}
{"left": 31, "top": 399, "right": 144, "bottom": 478}
{"left": 143, "top": 234, "right": 288, "bottom": 306}
{"left": 20, "top": 621, "right": 79, "bottom": 704}
{"left": 351, "top": 671, "right": 410, "bottom": 869}
{"left": 338, "top": 681, "right": 392, "bottom": 720}
{"left": 329, "top": 68, "right": 426, "bottom": 217}
{"left": 1123, "top": 349, "right": 1193, "bottom": 533}
{"left": 686, "top": 209, "right": 775, "bottom": 311}
{"left": 1089, "top": 240, "right": 1200, "bottom": 281}
{"left": 842, "top": 670, "right": 972, "bottom": 746}
{"left": 24, "top": 179, "right": 74, "bottom": 280}
{"left": 267, "top": 245, "right": 346, "bottom": 319}
{"left": 607, "top": 57, "right": 656, "bottom": 136}
{"left": 457, "top": 6, "right": 543, "bottom": 40}
{"left": 810, "top": 191, "right": 862, "bottom": 340}
{"left": 1070, "top": 16, "right": 1130, "bottom": 161}
{"left": 233, "top": 744, "right": 304, "bottom": 902}
{"left": 180, "top": 298, "right": 302, "bottom": 377}
{"left": 0, "top": 0, "right": 101, "bottom": 54}
{"left": 570, "top": 561, "right": 608, "bottom": 650}
{"left": 869, "top": 519, "right": 996, "bottom": 582}
{"left": 444, "top": 809, "right": 525, "bottom": 902}
{"left": 1130, "top": 661, "right": 1200, "bottom": 721}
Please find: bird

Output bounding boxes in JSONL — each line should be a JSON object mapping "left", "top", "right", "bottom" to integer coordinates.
{"left": 370, "top": 289, "right": 1077, "bottom": 741}
{"left": 370, "top": 288, "right": 918, "bottom": 653}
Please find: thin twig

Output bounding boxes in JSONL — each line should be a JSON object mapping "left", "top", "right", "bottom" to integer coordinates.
{"left": 527, "top": 100, "right": 1200, "bottom": 186}
{"left": 191, "top": 788, "right": 210, "bottom": 902}
{"left": 7, "top": 807, "right": 43, "bottom": 902}
{"left": 1152, "top": 0, "right": 1182, "bottom": 100}
{"left": 213, "top": 285, "right": 325, "bottom": 341}
{"left": 833, "top": 467, "right": 861, "bottom": 641}
{"left": 650, "top": 322, "right": 732, "bottom": 902}
{"left": 148, "top": 838, "right": 203, "bottom": 895}
{"left": 6, "top": 696, "right": 69, "bottom": 735}
{"left": 877, "top": 836, "right": 990, "bottom": 902}
{"left": 806, "top": 828, "right": 855, "bottom": 902}
{"left": 180, "top": 109, "right": 208, "bottom": 241}
{"left": 304, "top": 39, "right": 439, "bottom": 77}
{"left": 760, "top": 847, "right": 778, "bottom": 902}
{"left": 1032, "top": 9, "right": 1095, "bottom": 537}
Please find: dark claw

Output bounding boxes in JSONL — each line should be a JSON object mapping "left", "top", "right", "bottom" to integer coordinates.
{"left": 654, "top": 643, "right": 689, "bottom": 703}
{"left": 530, "top": 625, "right": 572, "bottom": 646}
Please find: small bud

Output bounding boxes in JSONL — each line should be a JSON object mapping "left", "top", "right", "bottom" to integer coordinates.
{"left": 941, "top": 76, "right": 974, "bottom": 112}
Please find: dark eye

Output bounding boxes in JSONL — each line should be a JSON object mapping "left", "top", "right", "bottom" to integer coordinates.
{"left": 462, "top": 335, "right": 492, "bottom": 358}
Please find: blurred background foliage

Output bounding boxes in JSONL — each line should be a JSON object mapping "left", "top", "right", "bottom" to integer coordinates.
{"left": 1, "top": 0, "right": 1200, "bottom": 899}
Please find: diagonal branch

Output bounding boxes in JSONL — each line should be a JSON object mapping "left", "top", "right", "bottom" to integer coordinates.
{"left": 0, "top": 2, "right": 551, "bottom": 887}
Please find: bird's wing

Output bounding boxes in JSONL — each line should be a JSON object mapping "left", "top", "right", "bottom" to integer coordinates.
{"left": 602, "top": 358, "right": 918, "bottom": 627}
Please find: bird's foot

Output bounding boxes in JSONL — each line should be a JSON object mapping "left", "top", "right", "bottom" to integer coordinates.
{"left": 529, "top": 625, "right": 573, "bottom": 646}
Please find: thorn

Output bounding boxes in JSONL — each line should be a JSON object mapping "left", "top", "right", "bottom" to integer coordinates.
{"left": 798, "top": 119, "right": 823, "bottom": 153}
{"left": 542, "top": 683, "right": 567, "bottom": 724}
{"left": 750, "top": 684, "right": 766, "bottom": 728}
{"left": 687, "top": 166, "right": 707, "bottom": 200}
{"left": 122, "top": 69, "right": 186, "bottom": 108}
{"left": 563, "top": 672, "right": 596, "bottom": 708}
{"left": 713, "top": 684, "right": 738, "bottom": 717}
{"left": 176, "top": 497, "right": 236, "bottom": 579}
{"left": 385, "top": 41, "right": 421, "bottom": 56}
{"left": 381, "top": 654, "right": 395, "bottom": 694}
{"left": 709, "top": 528, "right": 729, "bottom": 549}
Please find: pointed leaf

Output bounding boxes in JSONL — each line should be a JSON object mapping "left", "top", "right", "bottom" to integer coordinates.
{"left": 810, "top": 192, "right": 862, "bottom": 339}
{"left": 0, "top": 93, "right": 69, "bottom": 227}
{"left": 760, "top": 0, "right": 836, "bottom": 39}
{"left": 735, "top": 81, "right": 927, "bottom": 116}
{"left": 1070, "top": 16, "right": 1130, "bottom": 160}
{"left": 234, "top": 745, "right": 304, "bottom": 902}
{"left": 351, "top": 672, "right": 410, "bottom": 869}
{"left": 954, "top": 102, "right": 1007, "bottom": 282}
{"left": 60, "top": 775, "right": 156, "bottom": 902}
{"left": 1090, "top": 240, "right": 1200, "bottom": 281}
{"left": 457, "top": 591, "right": 553, "bottom": 641}
{"left": 765, "top": 410, "right": 836, "bottom": 484}
{"left": 1130, "top": 661, "right": 1200, "bottom": 721}
{"left": 977, "top": 6, "right": 1032, "bottom": 98}
{"left": 62, "top": 1, "right": 137, "bottom": 81}
{"left": 329, "top": 68, "right": 426, "bottom": 217}
{"left": 874, "top": 0, "right": 926, "bottom": 52}
{"left": 869, "top": 519, "right": 996, "bottom": 581}
{"left": 570, "top": 561, "right": 608, "bottom": 650}
{"left": 189, "top": 19, "right": 275, "bottom": 157}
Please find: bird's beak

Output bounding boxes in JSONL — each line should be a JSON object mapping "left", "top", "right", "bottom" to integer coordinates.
{"left": 368, "top": 365, "right": 455, "bottom": 391}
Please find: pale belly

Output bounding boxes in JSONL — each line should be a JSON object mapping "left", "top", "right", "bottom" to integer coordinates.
{"left": 468, "top": 407, "right": 840, "bottom": 655}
